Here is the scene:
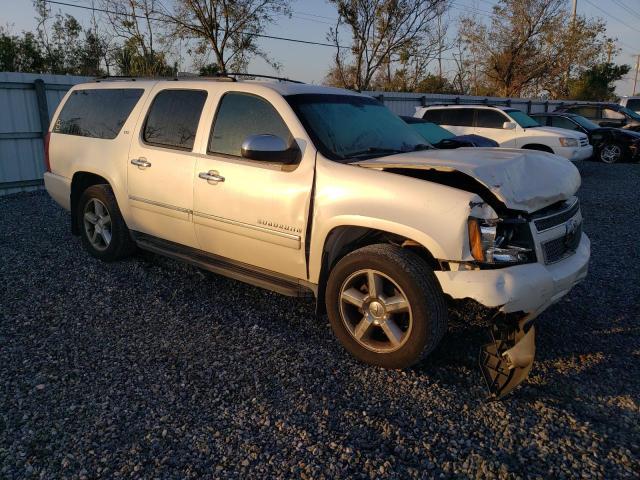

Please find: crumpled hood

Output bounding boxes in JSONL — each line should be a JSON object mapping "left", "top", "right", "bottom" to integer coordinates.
{"left": 355, "top": 147, "right": 581, "bottom": 212}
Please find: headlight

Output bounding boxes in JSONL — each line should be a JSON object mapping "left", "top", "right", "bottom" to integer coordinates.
{"left": 559, "top": 137, "right": 578, "bottom": 147}
{"left": 468, "top": 217, "right": 535, "bottom": 265}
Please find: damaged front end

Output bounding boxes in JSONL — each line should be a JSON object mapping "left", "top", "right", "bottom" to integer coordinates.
{"left": 480, "top": 312, "right": 536, "bottom": 399}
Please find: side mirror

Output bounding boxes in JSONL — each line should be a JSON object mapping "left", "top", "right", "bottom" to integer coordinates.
{"left": 241, "top": 134, "right": 300, "bottom": 164}
{"left": 503, "top": 121, "right": 517, "bottom": 130}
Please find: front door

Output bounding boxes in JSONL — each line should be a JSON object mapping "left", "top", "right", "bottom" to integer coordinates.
{"left": 127, "top": 88, "right": 208, "bottom": 248}
{"left": 192, "top": 91, "right": 314, "bottom": 279}
{"left": 474, "top": 109, "right": 517, "bottom": 147}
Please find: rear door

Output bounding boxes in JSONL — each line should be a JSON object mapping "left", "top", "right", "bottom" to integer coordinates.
{"left": 127, "top": 87, "right": 208, "bottom": 248}
{"left": 473, "top": 108, "right": 515, "bottom": 146}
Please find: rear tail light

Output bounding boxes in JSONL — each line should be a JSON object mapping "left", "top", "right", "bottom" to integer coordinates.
{"left": 43, "top": 132, "right": 51, "bottom": 172}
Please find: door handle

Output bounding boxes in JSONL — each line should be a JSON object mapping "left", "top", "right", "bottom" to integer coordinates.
{"left": 131, "top": 157, "right": 152, "bottom": 168}
{"left": 198, "top": 170, "right": 225, "bottom": 183}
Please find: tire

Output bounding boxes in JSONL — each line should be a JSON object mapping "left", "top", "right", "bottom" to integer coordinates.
{"left": 77, "top": 184, "right": 136, "bottom": 262}
{"left": 325, "top": 244, "right": 447, "bottom": 369}
{"left": 598, "top": 142, "right": 625, "bottom": 164}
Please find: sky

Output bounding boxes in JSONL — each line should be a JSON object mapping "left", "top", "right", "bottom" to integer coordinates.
{"left": 1, "top": 0, "right": 639, "bottom": 96}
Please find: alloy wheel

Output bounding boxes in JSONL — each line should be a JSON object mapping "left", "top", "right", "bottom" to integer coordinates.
{"left": 600, "top": 144, "right": 622, "bottom": 163}
{"left": 339, "top": 269, "right": 413, "bottom": 353}
{"left": 83, "top": 198, "right": 112, "bottom": 251}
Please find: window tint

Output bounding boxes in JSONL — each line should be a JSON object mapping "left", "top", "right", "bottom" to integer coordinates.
{"left": 571, "top": 106, "right": 598, "bottom": 118}
{"left": 209, "top": 92, "right": 293, "bottom": 157}
{"left": 532, "top": 115, "right": 549, "bottom": 126}
{"left": 143, "top": 89, "right": 207, "bottom": 150}
{"left": 422, "top": 109, "right": 443, "bottom": 123}
{"left": 625, "top": 99, "right": 640, "bottom": 111}
{"left": 602, "top": 108, "right": 625, "bottom": 120}
{"left": 409, "top": 122, "right": 454, "bottom": 144}
{"left": 475, "top": 109, "right": 507, "bottom": 128}
{"left": 551, "top": 116, "right": 581, "bottom": 131}
{"left": 440, "top": 109, "right": 473, "bottom": 127}
{"left": 53, "top": 89, "right": 143, "bottom": 139}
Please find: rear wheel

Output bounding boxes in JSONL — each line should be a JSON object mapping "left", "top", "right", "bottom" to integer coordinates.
{"left": 599, "top": 142, "right": 624, "bottom": 163}
{"left": 77, "top": 184, "right": 136, "bottom": 262}
{"left": 326, "top": 244, "right": 447, "bottom": 369}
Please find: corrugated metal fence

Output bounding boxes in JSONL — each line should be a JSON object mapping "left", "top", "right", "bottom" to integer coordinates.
{"left": 363, "top": 91, "right": 587, "bottom": 117}
{"left": 0, "top": 72, "right": 90, "bottom": 195}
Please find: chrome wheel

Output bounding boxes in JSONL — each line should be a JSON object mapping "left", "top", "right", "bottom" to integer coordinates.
{"left": 600, "top": 144, "right": 622, "bottom": 163}
{"left": 83, "top": 198, "right": 112, "bottom": 251}
{"left": 339, "top": 269, "right": 412, "bottom": 353}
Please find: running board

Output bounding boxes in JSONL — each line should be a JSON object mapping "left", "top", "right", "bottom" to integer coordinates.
{"left": 132, "top": 232, "right": 315, "bottom": 298}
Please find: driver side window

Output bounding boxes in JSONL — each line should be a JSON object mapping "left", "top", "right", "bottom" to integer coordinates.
{"left": 209, "top": 92, "right": 294, "bottom": 157}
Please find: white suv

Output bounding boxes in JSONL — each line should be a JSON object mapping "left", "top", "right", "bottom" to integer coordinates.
{"left": 415, "top": 104, "right": 593, "bottom": 161}
{"left": 44, "top": 78, "right": 590, "bottom": 398}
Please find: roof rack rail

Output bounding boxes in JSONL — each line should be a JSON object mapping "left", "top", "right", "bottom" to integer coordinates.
{"left": 94, "top": 75, "right": 235, "bottom": 82}
{"left": 216, "top": 72, "right": 305, "bottom": 84}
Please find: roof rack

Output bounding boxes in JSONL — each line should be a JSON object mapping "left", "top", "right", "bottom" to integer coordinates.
{"left": 217, "top": 72, "right": 305, "bottom": 84}
{"left": 425, "top": 102, "right": 508, "bottom": 108}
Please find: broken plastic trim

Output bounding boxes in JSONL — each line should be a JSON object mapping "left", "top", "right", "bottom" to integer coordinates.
{"left": 479, "top": 313, "right": 536, "bottom": 399}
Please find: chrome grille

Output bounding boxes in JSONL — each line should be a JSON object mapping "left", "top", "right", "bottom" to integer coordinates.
{"left": 542, "top": 222, "right": 582, "bottom": 264}
{"left": 579, "top": 137, "right": 589, "bottom": 147}
{"left": 534, "top": 200, "right": 580, "bottom": 232}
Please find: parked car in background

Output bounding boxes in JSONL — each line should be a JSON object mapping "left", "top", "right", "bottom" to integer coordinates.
{"left": 43, "top": 77, "right": 590, "bottom": 398}
{"left": 414, "top": 104, "right": 592, "bottom": 161}
{"left": 401, "top": 116, "right": 499, "bottom": 149}
{"left": 531, "top": 112, "right": 640, "bottom": 164}
{"left": 555, "top": 103, "right": 640, "bottom": 132}
{"left": 619, "top": 96, "right": 640, "bottom": 114}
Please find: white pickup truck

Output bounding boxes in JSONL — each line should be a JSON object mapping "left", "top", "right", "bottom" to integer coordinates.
{"left": 415, "top": 104, "right": 593, "bottom": 161}
{"left": 44, "top": 77, "right": 590, "bottom": 397}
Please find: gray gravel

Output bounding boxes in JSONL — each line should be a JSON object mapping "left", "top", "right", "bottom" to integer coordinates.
{"left": 1, "top": 161, "right": 639, "bottom": 479}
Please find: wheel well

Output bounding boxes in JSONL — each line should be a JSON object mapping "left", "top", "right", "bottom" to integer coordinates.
{"left": 521, "top": 143, "right": 554, "bottom": 154}
{"left": 70, "top": 172, "right": 110, "bottom": 235}
{"left": 314, "top": 226, "right": 439, "bottom": 315}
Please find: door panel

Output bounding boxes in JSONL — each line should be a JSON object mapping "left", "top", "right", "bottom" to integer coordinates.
{"left": 193, "top": 92, "right": 313, "bottom": 279}
{"left": 127, "top": 88, "right": 208, "bottom": 248}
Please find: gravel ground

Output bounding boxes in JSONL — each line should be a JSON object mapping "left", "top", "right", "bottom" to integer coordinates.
{"left": 1, "top": 161, "right": 639, "bottom": 479}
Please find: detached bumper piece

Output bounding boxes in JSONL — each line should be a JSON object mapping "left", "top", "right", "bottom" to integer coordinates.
{"left": 479, "top": 315, "right": 536, "bottom": 399}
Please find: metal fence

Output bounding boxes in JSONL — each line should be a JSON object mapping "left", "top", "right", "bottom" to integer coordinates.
{"left": 363, "top": 91, "right": 590, "bottom": 117}
{"left": 0, "top": 72, "right": 90, "bottom": 195}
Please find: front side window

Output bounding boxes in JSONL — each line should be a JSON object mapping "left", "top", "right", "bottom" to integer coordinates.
{"left": 54, "top": 88, "right": 143, "bottom": 139}
{"left": 603, "top": 108, "right": 625, "bottom": 120}
{"left": 506, "top": 110, "right": 540, "bottom": 128}
{"left": 625, "top": 99, "right": 640, "bottom": 111}
{"left": 551, "top": 116, "right": 581, "bottom": 131}
{"left": 619, "top": 106, "right": 640, "bottom": 121}
{"left": 143, "top": 89, "right": 207, "bottom": 150}
{"left": 285, "top": 94, "right": 427, "bottom": 161}
{"left": 209, "top": 92, "right": 294, "bottom": 157}
{"left": 475, "top": 109, "right": 508, "bottom": 128}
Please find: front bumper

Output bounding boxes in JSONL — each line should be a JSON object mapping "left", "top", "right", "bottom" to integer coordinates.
{"left": 554, "top": 145, "right": 593, "bottom": 161}
{"left": 435, "top": 233, "right": 590, "bottom": 319}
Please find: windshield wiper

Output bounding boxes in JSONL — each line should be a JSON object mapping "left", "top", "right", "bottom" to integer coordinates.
{"left": 344, "top": 147, "right": 406, "bottom": 159}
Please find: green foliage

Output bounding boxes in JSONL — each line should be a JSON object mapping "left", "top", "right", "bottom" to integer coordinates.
{"left": 568, "top": 63, "right": 631, "bottom": 101}
{"left": 0, "top": 30, "right": 46, "bottom": 72}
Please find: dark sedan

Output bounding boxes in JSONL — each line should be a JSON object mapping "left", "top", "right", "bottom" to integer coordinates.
{"left": 531, "top": 112, "right": 640, "bottom": 163}
{"left": 401, "top": 116, "right": 499, "bottom": 149}
{"left": 553, "top": 103, "right": 640, "bottom": 132}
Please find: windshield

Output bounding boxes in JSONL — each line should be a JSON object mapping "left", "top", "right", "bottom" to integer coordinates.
{"left": 619, "top": 105, "right": 640, "bottom": 121}
{"left": 572, "top": 115, "right": 600, "bottom": 130}
{"left": 285, "top": 94, "right": 427, "bottom": 161}
{"left": 505, "top": 110, "right": 540, "bottom": 128}
{"left": 407, "top": 122, "right": 454, "bottom": 143}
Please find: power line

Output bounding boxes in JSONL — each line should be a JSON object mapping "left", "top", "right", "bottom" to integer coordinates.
{"left": 582, "top": 0, "right": 640, "bottom": 34}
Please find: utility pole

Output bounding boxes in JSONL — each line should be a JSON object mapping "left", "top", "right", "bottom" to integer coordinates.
{"left": 572, "top": 0, "right": 577, "bottom": 23}
{"left": 633, "top": 55, "right": 640, "bottom": 96}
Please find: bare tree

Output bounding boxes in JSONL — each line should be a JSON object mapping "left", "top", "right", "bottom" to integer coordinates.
{"left": 102, "top": 0, "right": 172, "bottom": 76}
{"left": 459, "top": 0, "right": 610, "bottom": 98}
{"left": 326, "top": 0, "right": 449, "bottom": 91}
{"left": 162, "top": 0, "right": 291, "bottom": 73}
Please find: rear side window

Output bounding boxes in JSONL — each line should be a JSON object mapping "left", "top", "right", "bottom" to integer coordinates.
{"left": 422, "top": 109, "right": 443, "bottom": 123}
{"left": 143, "top": 89, "right": 207, "bottom": 150}
{"left": 209, "top": 92, "right": 293, "bottom": 157}
{"left": 53, "top": 88, "right": 143, "bottom": 139}
{"left": 626, "top": 99, "right": 640, "bottom": 111}
{"left": 475, "top": 109, "right": 507, "bottom": 128}
{"left": 441, "top": 109, "right": 474, "bottom": 127}
{"left": 551, "top": 116, "right": 580, "bottom": 131}
{"left": 571, "top": 106, "right": 598, "bottom": 119}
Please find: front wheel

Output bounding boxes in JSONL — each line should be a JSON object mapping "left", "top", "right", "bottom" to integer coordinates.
{"left": 325, "top": 244, "right": 447, "bottom": 369}
{"left": 599, "top": 142, "right": 625, "bottom": 163}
